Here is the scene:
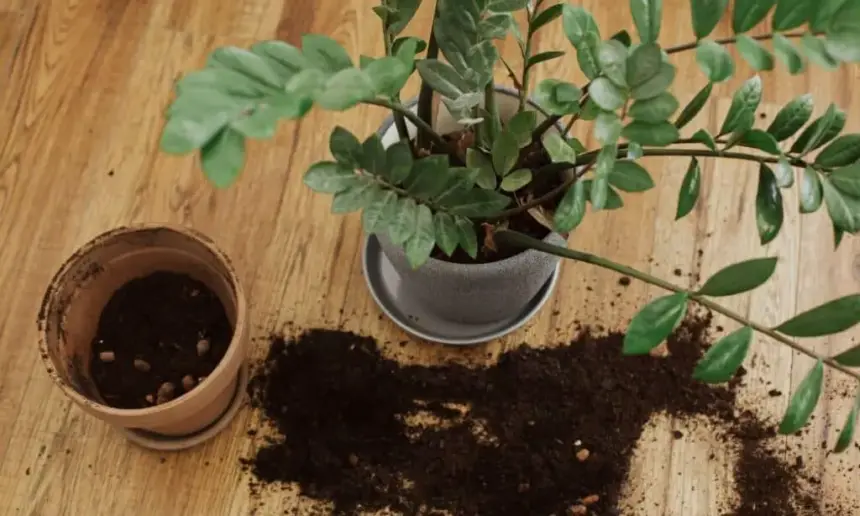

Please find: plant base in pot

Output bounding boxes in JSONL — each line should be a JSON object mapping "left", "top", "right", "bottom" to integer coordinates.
{"left": 38, "top": 224, "right": 248, "bottom": 451}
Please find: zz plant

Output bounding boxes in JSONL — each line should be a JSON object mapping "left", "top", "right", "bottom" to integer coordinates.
{"left": 160, "top": 0, "right": 860, "bottom": 451}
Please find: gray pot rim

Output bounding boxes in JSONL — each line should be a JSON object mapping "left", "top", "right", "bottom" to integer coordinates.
{"left": 375, "top": 84, "right": 567, "bottom": 277}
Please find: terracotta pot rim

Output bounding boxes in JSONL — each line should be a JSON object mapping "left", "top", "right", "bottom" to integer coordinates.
{"left": 37, "top": 223, "right": 248, "bottom": 417}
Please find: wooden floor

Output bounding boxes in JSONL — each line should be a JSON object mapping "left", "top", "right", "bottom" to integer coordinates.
{"left": 1, "top": 0, "right": 860, "bottom": 514}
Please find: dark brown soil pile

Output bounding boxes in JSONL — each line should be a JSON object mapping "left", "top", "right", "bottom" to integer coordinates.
{"left": 244, "top": 317, "right": 821, "bottom": 515}
{"left": 90, "top": 271, "right": 232, "bottom": 408}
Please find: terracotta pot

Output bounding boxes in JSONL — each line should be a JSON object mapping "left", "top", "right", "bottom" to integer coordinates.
{"left": 37, "top": 224, "right": 247, "bottom": 446}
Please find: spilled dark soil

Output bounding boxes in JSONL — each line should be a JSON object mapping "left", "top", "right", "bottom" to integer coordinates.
{"left": 242, "top": 316, "right": 826, "bottom": 515}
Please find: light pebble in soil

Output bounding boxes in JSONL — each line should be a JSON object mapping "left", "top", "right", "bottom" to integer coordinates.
{"left": 196, "top": 339, "right": 210, "bottom": 356}
{"left": 182, "top": 375, "right": 195, "bottom": 391}
{"left": 133, "top": 359, "right": 151, "bottom": 372}
{"left": 98, "top": 351, "right": 115, "bottom": 363}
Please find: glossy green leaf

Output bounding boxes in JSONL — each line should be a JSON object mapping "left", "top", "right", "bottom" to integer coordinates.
{"left": 598, "top": 40, "right": 629, "bottom": 87}
{"left": 467, "top": 149, "right": 498, "bottom": 190}
{"left": 415, "top": 59, "right": 470, "bottom": 99}
{"left": 492, "top": 131, "right": 520, "bottom": 176}
{"left": 531, "top": 3, "right": 565, "bottom": 33}
{"left": 582, "top": 179, "right": 625, "bottom": 209}
{"left": 589, "top": 77, "right": 627, "bottom": 111}
{"left": 815, "top": 135, "right": 860, "bottom": 167}
{"left": 438, "top": 189, "right": 512, "bottom": 217}
{"left": 576, "top": 32, "right": 603, "bottom": 80}
{"left": 799, "top": 168, "right": 823, "bottom": 213}
{"left": 737, "top": 35, "right": 775, "bottom": 71}
{"left": 631, "top": 62, "right": 676, "bottom": 100}
{"left": 778, "top": 360, "right": 824, "bottom": 434}
{"left": 629, "top": 92, "right": 679, "bottom": 123}
{"left": 834, "top": 389, "right": 860, "bottom": 453}
{"left": 591, "top": 146, "right": 617, "bottom": 210}
{"left": 330, "top": 126, "right": 363, "bottom": 167}
{"left": 834, "top": 343, "right": 860, "bottom": 367}
{"left": 691, "top": 0, "right": 729, "bottom": 38}
{"left": 501, "top": 168, "right": 533, "bottom": 192}
{"left": 622, "top": 121, "right": 679, "bottom": 146}
{"left": 626, "top": 42, "right": 663, "bottom": 87}
{"left": 507, "top": 111, "right": 538, "bottom": 148}
{"left": 250, "top": 40, "right": 309, "bottom": 77}
{"left": 554, "top": 179, "right": 588, "bottom": 232}
{"left": 384, "top": 141, "right": 412, "bottom": 184}
{"left": 362, "top": 190, "right": 397, "bottom": 235}
{"left": 696, "top": 40, "right": 735, "bottom": 82}
{"left": 773, "top": 34, "right": 805, "bottom": 74}
{"left": 206, "top": 46, "right": 283, "bottom": 88}
{"left": 825, "top": 31, "right": 860, "bottom": 63}
{"left": 580, "top": 98, "right": 601, "bottom": 120}
{"left": 302, "top": 34, "right": 353, "bottom": 72}
{"left": 623, "top": 293, "right": 689, "bottom": 355}
{"left": 303, "top": 161, "right": 359, "bottom": 193}
{"left": 767, "top": 94, "right": 814, "bottom": 141}
{"left": 527, "top": 50, "right": 566, "bottom": 68}
{"left": 675, "top": 83, "right": 713, "bottom": 129}
{"left": 161, "top": 111, "right": 235, "bottom": 155}
{"left": 627, "top": 141, "right": 644, "bottom": 159}
{"left": 611, "top": 29, "right": 633, "bottom": 47}
{"left": 756, "top": 164, "right": 784, "bottom": 244}
{"left": 454, "top": 215, "right": 478, "bottom": 259}
{"left": 740, "top": 130, "right": 781, "bottom": 155}
{"left": 733, "top": 0, "right": 777, "bottom": 33}
{"left": 434, "top": 212, "right": 459, "bottom": 257}
{"left": 590, "top": 176, "right": 611, "bottom": 211}
{"left": 361, "top": 134, "right": 387, "bottom": 179}
{"left": 388, "top": 197, "right": 418, "bottom": 245}
{"left": 331, "top": 180, "right": 379, "bottom": 214}
{"left": 811, "top": 0, "right": 850, "bottom": 30}
{"left": 775, "top": 158, "right": 795, "bottom": 188}
{"left": 405, "top": 156, "right": 451, "bottom": 200}
{"left": 595, "top": 112, "right": 623, "bottom": 145}
{"left": 562, "top": 4, "right": 600, "bottom": 47}
{"left": 544, "top": 132, "right": 578, "bottom": 164}
{"left": 830, "top": 164, "right": 860, "bottom": 196}
{"left": 629, "top": 0, "right": 663, "bottom": 43}
{"left": 487, "top": 0, "right": 530, "bottom": 11}
{"left": 829, "top": 0, "right": 860, "bottom": 34}
{"left": 535, "top": 79, "right": 582, "bottom": 115}
{"left": 719, "top": 76, "right": 762, "bottom": 136}
{"left": 364, "top": 57, "right": 410, "bottom": 97}
{"left": 772, "top": 0, "right": 814, "bottom": 30}
{"left": 434, "top": 167, "right": 480, "bottom": 202}
{"left": 776, "top": 294, "right": 860, "bottom": 337}
{"left": 317, "top": 68, "right": 375, "bottom": 110}
{"left": 801, "top": 34, "right": 840, "bottom": 70}
{"left": 676, "top": 158, "right": 701, "bottom": 220}
{"left": 479, "top": 13, "right": 513, "bottom": 39}
{"left": 691, "top": 129, "right": 717, "bottom": 151}
{"left": 392, "top": 37, "right": 426, "bottom": 67}
{"left": 790, "top": 104, "right": 844, "bottom": 154}
{"left": 698, "top": 257, "right": 778, "bottom": 297}
{"left": 405, "top": 205, "right": 436, "bottom": 268}
{"left": 610, "top": 161, "right": 655, "bottom": 192}
{"left": 693, "top": 326, "right": 753, "bottom": 383}
{"left": 822, "top": 178, "right": 860, "bottom": 232}
{"left": 834, "top": 222, "right": 847, "bottom": 249}
{"left": 200, "top": 128, "right": 246, "bottom": 188}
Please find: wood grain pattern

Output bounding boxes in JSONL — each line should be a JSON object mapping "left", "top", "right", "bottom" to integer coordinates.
{"left": 1, "top": 0, "right": 859, "bottom": 514}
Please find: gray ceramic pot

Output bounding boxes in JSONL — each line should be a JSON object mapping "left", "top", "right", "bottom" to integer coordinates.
{"left": 374, "top": 86, "right": 569, "bottom": 325}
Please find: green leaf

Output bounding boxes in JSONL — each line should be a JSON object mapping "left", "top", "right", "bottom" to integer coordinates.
{"left": 317, "top": 68, "right": 375, "bottom": 110}
{"left": 536, "top": 79, "right": 582, "bottom": 116}
{"left": 697, "top": 257, "right": 778, "bottom": 297}
{"left": 580, "top": 98, "right": 601, "bottom": 121}
{"left": 434, "top": 167, "right": 480, "bottom": 202}
{"left": 554, "top": 179, "right": 588, "bottom": 232}
{"left": 200, "top": 128, "right": 246, "bottom": 188}
{"left": 737, "top": 35, "right": 775, "bottom": 71}
{"left": 405, "top": 205, "right": 436, "bottom": 268}
{"left": 629, "top": 0, "right": 662, "bottom": 43}
{"left": 576, "top": 32, "right": 603, "bottom": 80}
{"left": 590, "top": 78, "right": 627, "bottom": 111}
{"left": 501, "top": 169, "right": 533, "bottom": 192}
{"left": 467, "top": 149, "right": 498, "bottom": 190}
{"left": 330, "top": 126, "right": 363, "bottom": 167}
{"left": 303, "top": 161, "right": 358, "bottom": 193}
{"left": 611, "top": 29, "right": 633, "bottom": 47}
{"left": 830, "top": 164, "right": 860, "bottom": 196}
{"left": 594, "top": 112, "right": 623, "bottom": 145}
{"left": 676, "top": 158, "right": 702, "bottom": 220}
{"left": 492, "top": 131, "right": 520, "bottom": 176}
{"left": 583, "top": 179, "right": 625, "bottom": 209}
{"left": 835, "top": 343, "right": 860, "bottom": 367}
{"left": 756, "top": 164, "right": 784, "bottom": 244}
{"left": 598, "top": 40, "right": 629, "bottom": 87}
{"left": 733, "top": 0, "right": 777, "bottom": 33}
{"left": 384, "top": 141, "right": 412, "bottom": 185}
{"left": 434, "top": 212, "right": 459, "bottom": 257}
{"left": 696, "top": 40, "right": 735, "bottom": 82}
{"left": 405, "top": 156, "right": 453, "bottom": 200}
{"left": 675, "top": 83, "right": 713, "bottom": 129}
{"left": 332, "top": 180, "right": 379, "bottom": 214}
{"left": 627, "top": 141, "right": 644, "bottom": 159}
{"left": 610, "top": 161, "right": 655, "bottom": 192}
{"left": 834, "top": 222, "right": 846, "bottom": 249}
{"left": 562, "top": 4, "right": 600, "bottom": 47}
{"left": 767, "top": 94, "right": 814, "bottom": 141}
{"left": 207, "top": 46, "right": 283, "bottom": 88}
{"left": 361, "top": 134, "right": 388, "bottom": 178}
{"left": 591, "top": 146, "right": 617, "bottom": 210}
{"left": 479, "top": 13, "right": 513, "bottom": 39}
{"left": 161, "top": 112, "right": 235, "bottom": 155}
{"left": 834, "top": 389, "right": 860, "bottom": 453}
{"left": 776, "top": 294, "right": 860, "bottom": 337}
{"left": 775, "top": 158, "right": 795, "bottom": 188}
{"left": 415, "top": 59, "right": 470, "bottom": 99}
{"left": 392, "top": 37, "right": 426, "bottom": 66}
{"left": 250, "top": 40, "right": 310, "bottom": 77}
{"left": 799, "top": 167, "right": 823, "bottom": 213}
{"left": 773, "top": 0, "right": 814, "bottom": 30}
{"left": 740, "top": 130, "right": 781, "bottom": 155}
{"left": 693, "top": 326, "right": 753, "bottom": 383}
{"left": 691, "top": 0, "right": 729, "bottom": 38}
{"left": 438, "top": 189, "right": 511, "bottom": 217}
{"left": 773, "top": 34, "right": 805, "bottom": 74}
{"left": 816, "top": 135, "right": 860, "bottom": 167}
{"left": 691, "top": 129, "right": 717, "bottom": 151}
{"left": 822, "top": 178, "right": 860, "bottom": 232}
{"left": 626, "top": 42, "right": 663, "bottom": 87}
{"left": 302, "top": 34, "right": 353, "bottom": 72}
{"left": 362, "top": 190, "right": 397, "bottom": 235}
{"left": 544, "top": 132, "right": 578, "bottom": 164}
{"left": 487, "top": 0, "right": 529, "bottom": 11}
{"left": 454, "top": 216, "right": 478, "bottom": 259}
{"left": 719, "top": 76, "right": 762, "bottom": 136}
{"left": 527, "top": 50, "right": 566, "bottom": 68}
{"left": 825, "top": 31, "right": 860, "bottom": 63}
{"left": 507, "top": 111, "right": 538, "bottom": 148}
{"left": 631, "top": 62, "right": 676, "bottom": 100}
{"left": 778, "top": 360, "right": 824, "bottom": 434}
{"left": 388, "top": 197, "right": 418, "bottom": 245}
{"left": 364, "top": 57, "right": 410, "bottom": 97}
{"left": 622, "top": 121, "right": 679, "bottom": 146}
{"left": 590, "top": 176, "right": 611, "bottom": 211}
{"left": 801, "top": 34, "right": 840, "bottom": 70}
{"left": 623, "top": 293, "right": 689, "bottom": 355}
{"left": 531, "top": 3, "right": 565, "bottom": 32}
{"left": 629, "top": 92, "right": 679, "bottom": 123}
{"left": 829, "top": 0, "right": 860, "bottom": 34}
{"left": 790, "top": 104, "right": 844, "bottom": 154}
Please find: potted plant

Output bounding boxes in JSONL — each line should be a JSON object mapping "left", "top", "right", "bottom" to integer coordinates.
{"left": 38, "top": 225, "right": 248, "bottom": 450}
{"left": 159, "top": 0, "right": 860, "bottom": 450}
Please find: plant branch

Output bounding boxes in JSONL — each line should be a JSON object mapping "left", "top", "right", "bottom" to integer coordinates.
{"left": 416, "top": 19, "right": 439, "bottom": 150}
{"left": 519, "top": 8, "right": 536, "bottom": 112}
{"left": 483, "top": 161, "right": 596, "bottom": 221}
{"left": 382, "top": 35, "right": 412, "bottom": 145}
{"left": 484, "top": 82, "right": 500, "bottom": 143}
{"left": 364, "top": 98, "right": 448, "bottom": 148}
{"left": 494, "top": 229, "right": 860, "bottom": 382}
{"left": 665, "top": 31, "right": 808, "bottom": 55}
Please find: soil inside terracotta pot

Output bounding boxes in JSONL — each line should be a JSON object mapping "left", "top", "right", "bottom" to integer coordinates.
{"left": 242, "top": 315, "right": 836, "bottom": 516}
{"left": 89, "top": 271, "right": 232, "bottom": 409}
{"left": 423, "top": 130, "right": 558, "bottom": 264}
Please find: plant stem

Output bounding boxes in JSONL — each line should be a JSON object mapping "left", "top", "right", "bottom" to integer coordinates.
{"left": 416, "top": 21, "right": 439, "bottom": 150}
{"left": 484, "top": 82, "right": 500, "bottom": 143}
{"left": 519, "top": 9, "right": 535, "bottom": 112}
{"left": 365, "top": 98, "right": 448, "bottom": 148}
{"left": 495, "top": 229, "right": 860, "bottom": 382}
{"left": 665, "top": 31, "right": 808, "bottom": 55}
